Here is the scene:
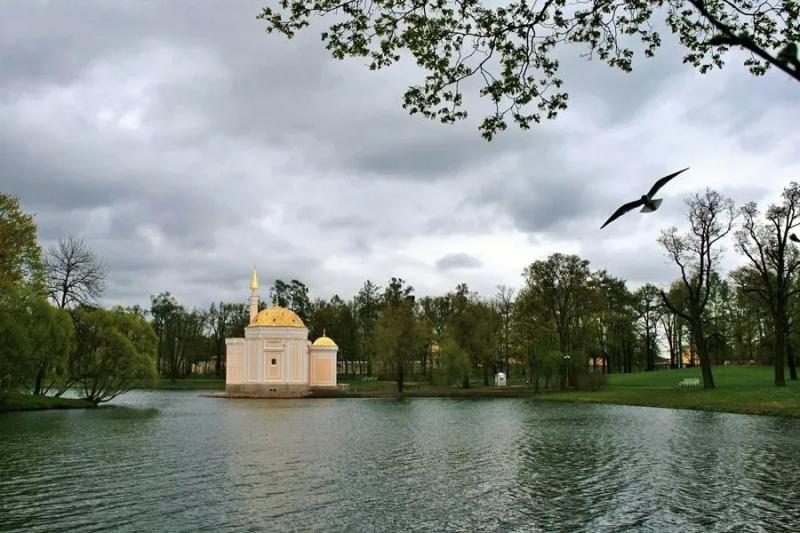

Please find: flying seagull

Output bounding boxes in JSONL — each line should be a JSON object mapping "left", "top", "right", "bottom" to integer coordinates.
{"left": 601, "top": 168, "right": 689, "bottom": 229}
{"left": 790, "top": 233, "right": 800, "bottom": 243}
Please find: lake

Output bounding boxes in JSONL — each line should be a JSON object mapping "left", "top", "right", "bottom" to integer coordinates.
{"left": 1, "top": 392, "right": 799, "bottom": 532}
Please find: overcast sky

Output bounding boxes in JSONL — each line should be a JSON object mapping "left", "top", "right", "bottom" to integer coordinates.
{"left": 2, "top": 1, "right": 799, "bottom": 308}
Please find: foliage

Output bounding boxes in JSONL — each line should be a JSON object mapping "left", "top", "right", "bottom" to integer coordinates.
{"left": 270, "top": 279, "right": 312, "bottom": 322}
{"left": 260, "top": 0, "right": 800, "bottom": 139}
{"left": 374, "top": 296, "right": 426, "bottom": 392}
{"left": 27, "top": 296, "right": 75, "bottom": 395}
{"left": 72, "top": 307, "right": 158, "bottom": 404}
{"left": 149, "top": 292, "right": 209, "bottom": 380}
{"left": 0, "top": 193, "right": 43, "bottom": 291}
{"left": 354, "top": 280, "right": 382, "bottom": 374}
{"left": 633, "top": 283, "right": 662, "bottom": 371}
{"left": 0, "top": 291, "right": 34, "bottom": 398}
{"left": 0, "top": 287, "right": 73, "bottom": 398}
{"left": 522, "top": 253, "right": 592, "bottom": 362}
{"left": 435, "top": 334, "right": 471, "bottom": 387}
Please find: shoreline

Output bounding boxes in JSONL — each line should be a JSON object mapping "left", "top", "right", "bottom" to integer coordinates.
{"left": 204, "top": 371, "right": 800, "bottom": 418}
{"left": 0, "top": 393, "right": 95, "bottom": 413}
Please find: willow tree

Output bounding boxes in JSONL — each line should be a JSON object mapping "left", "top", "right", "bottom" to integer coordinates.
{"left": 659, "top": 189, "right": 735, "bottom": 389}
{"left": 72, "top": 307, "right": 158, "bottom": 404}
{"left": 260, "top": 1, "right": 800, "bottom": 139}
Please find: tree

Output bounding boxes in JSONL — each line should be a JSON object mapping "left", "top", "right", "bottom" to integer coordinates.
{"left": 0, "top": 288, "right": 34, "bottom": 398}
{"left": 633, "top": 284, "right": 661, "bottom": 371}
{"left": 149, "top": 293, "right": 207, "bottom": 379}
{"left": 150, "top": 292, "right": 181, "bottom": 375}
{"left": 270, "top": 279, "right": 290, "bottom": 307}
{"left": 45, "top": 236, "right": 106, "bottom": 309}
{"left": 513, "top": 282, "right": 559, "bottom": 389}
{"left": 207, "top": 302, "right": 238, "bottom": 378}
{"left": 495, "top": 285, "right": 515, "bottom": 376}
{"left": 354, "top": 280, "right": 382, "bottom": 375}
{"left": 72, "top": 307, "right": 158, "bottom": 404}
{"left": 659, "top": 280, "right": 689, "bottom": 369}
{"left": 523, "top": 253, "right": 591, "bottom": 361}
{"left": 28, "top": 297, "right": 75, "bottom": 395}
{"left": 270, "top": 279, "right": 312, "bottom": 322}
{"left": 0, "top": 193, "right": 42, "bottom": 291}
{"left": 374, "top": 299, "right": 424, "bottom": 392}
{"left": 659, "top": 189, "right": 735, "bottom": 389}
{"left": 436, "top": 334, "right": 471, "bottom": 387}
{"left": 735, "top": 183, "right": 800, "bottom": 385}
{"left": 589, "top": 270, "right": 634, "bottom": 374}
{"left": 260, "top": 0, "right": 800, "bottom": 139}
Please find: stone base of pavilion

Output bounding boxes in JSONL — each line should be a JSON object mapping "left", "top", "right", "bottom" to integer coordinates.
{"left": 203, "top": 384, "right": 350, "bottom": 400}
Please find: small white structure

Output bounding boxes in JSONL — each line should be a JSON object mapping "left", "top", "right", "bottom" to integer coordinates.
{"left": 679, "top": 378, "right": 701, "bottom": 387}
{"left": 494, "top": 372, "right": 507, "bottom": 387}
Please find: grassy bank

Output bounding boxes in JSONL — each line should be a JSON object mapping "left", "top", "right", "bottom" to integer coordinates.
{"left": 133, "top": 379, "right": 225, "bottom": 390}
{"left": 0, "top": 393, "right": 94, "bottom": 412}
{"left": 538, "top": 366, "right": 800, "bottom": 417}
{"left": 334, "top": 366, "right": 800, "bottom": 417}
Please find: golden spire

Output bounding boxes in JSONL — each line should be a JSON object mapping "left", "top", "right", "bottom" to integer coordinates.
{"left": 250, "top": 266, "right": 259, "bottom": 290}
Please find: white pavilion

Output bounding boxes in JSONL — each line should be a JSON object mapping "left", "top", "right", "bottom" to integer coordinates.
{"left": 224, "top": 268, "right": 338, "bottom": 397}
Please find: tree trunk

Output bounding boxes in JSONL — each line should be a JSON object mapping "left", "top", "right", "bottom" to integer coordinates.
{"left": 216, "top": 339, "right": 223, "bottom": 378}
{"left": 774, "top": 301, "right": 787, "bottom": 386}
{"left": 397, "top": 363, "right": 404, "bottom": 393}
{"left": 787, "top": 340, "right": 798, "bottom": 381}
{"left": 692, "top": 322, "right": 715, "bottom": 389}
{"left": 34, "top": 363, "right": 46, "bottom": 395}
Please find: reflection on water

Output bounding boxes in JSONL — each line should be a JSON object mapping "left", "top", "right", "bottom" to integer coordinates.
{"left": 1, "top": 392, "right": 799, "bottom": 532}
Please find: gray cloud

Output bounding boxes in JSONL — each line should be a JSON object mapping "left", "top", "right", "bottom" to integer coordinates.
{"left": 1, "top": 0, "right": 798, "bottom": 309}
{"left": 436, "top": 253, "right": 483, "bottom": 271}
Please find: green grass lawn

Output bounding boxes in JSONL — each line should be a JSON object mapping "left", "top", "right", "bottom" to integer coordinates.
{"left": 539, "top": 365, "right": 800, "bottom": 417}
{"left": 0, "top": 393, "right": 94, "bottom": 412}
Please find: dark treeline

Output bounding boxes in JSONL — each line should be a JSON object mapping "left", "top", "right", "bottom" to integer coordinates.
{"left": 3, "top": 183, "right": 799, "bottom": 399}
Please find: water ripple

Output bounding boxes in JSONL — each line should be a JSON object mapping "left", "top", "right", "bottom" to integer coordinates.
{"left": 1, "top": 394, "right": 799, "bottom": 532}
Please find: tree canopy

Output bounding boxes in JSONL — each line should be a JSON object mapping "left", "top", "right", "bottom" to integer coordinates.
{"left": 260, "top": 0, "right": 800, "bottom": 139}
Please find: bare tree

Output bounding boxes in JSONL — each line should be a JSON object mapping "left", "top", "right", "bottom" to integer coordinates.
{"left": 45, "top": 236, "right": 107, "bottom": 309}
{"left": 659, "top": 189, "right": 735, "bottom": 389}
{"left": 735, "top": 183, "right": 800, "bottom": 386}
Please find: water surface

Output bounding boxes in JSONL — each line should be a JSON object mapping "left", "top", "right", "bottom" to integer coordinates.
{"left": 1, "top": 392, "right": 799, "bottom": 532}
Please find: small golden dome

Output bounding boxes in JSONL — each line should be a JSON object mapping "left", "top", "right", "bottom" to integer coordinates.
{"left": 312, "top": 336, "right": 338, "bottom": 348}
{"left": 250, "top": 306, "right": 305, "bottom": 328}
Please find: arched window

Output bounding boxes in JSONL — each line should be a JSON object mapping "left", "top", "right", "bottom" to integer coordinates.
{"left": 271, "top": 358, "right": 277, "bottom": 366}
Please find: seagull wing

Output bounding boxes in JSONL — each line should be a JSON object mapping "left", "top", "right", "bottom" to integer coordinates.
{"left": 601, "top": 199, "right": 646, "bottom": 229}
{"left": 647, "top": 167, "right": 689, "bottom": 198}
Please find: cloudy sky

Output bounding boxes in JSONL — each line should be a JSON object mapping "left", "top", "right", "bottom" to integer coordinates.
{"left": 2, "top": 1, "right": 799, "bottom": 308}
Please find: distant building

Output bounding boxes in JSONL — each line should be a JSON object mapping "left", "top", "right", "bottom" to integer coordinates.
{"left": 224, "top": 267, "right": 338, "bottom": 397}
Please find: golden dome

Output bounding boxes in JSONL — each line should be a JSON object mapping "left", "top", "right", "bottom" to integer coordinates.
{"left": 312, "top": 336, "right": 338, "bottom": 348}
{"left": 250, "top": 306, "right": 305, "bottom": 328}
